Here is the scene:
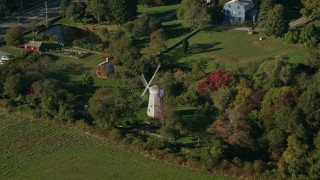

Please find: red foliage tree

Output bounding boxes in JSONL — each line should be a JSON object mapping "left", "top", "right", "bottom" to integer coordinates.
{"left": 198, "top": 69, "right": 234, "bottom": 96}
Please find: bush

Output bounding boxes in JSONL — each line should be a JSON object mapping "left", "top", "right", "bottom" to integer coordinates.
{"left": 108, "top": 128, "right": 123, "bottom": 142}
{"left": 284, "top": 29, "right": 300, "bottom": 44}
{"left": 299, "top": 24, "right": 319, "bottom": 47}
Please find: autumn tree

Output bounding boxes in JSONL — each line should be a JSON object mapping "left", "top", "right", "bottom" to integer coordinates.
{"left": 198, "top": 69, "right": 234, "bottom": 96}
{"left": 147, "top": 28, "right": 167, "bottom": 57}
{"left": 177, "top": 0, "right": 211, "bottom": 29}
{"left": 209, "top": 106, "right": 254, "bottom": 148}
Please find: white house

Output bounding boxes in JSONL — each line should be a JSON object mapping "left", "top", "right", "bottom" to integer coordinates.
{"left": 223, "top": 0, "right": 257, "bottom": 23}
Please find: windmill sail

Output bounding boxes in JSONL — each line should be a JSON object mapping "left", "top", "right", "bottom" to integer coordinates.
{"left": 140, "top": 64, "right": 164, "bottom": 118}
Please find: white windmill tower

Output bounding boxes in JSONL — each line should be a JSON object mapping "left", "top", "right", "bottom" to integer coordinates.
{"left": 140, "top": 64, "right": 164, "bottom": 118}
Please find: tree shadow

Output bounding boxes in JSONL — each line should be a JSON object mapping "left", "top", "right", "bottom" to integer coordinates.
{"left": 189, "top": 42, "right": 223, "bottom": 54}
{"left": 164, "top": 23, "right": 191, "bottom": 39}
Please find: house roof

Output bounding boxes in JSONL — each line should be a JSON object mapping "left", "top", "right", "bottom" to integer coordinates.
{"left": 25, "top": 41, "right": 42, "bottom": 48}
{"left": 226, "top": 0, "right": 254, "bottom": 11}
{"left": 98, "top": 61, "right": 115, "bottom": 74}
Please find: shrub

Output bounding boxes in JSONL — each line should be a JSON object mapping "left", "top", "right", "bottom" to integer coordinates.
{"left": 284, "top": 29, "right": 300, "bottom": 44}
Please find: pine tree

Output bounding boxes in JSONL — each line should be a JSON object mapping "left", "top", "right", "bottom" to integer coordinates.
{"left": 265, "top": 4, "right": 289, "bottom": 38}
{"left": 257, "top": 0, "right": 275, "bottom": 28}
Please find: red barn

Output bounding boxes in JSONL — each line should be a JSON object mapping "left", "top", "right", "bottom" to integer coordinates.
{"left": 24, "top": 41, "right": 43, "bottom": 52}
{"left": 96, "top": 57, "right": 115, "bottom": 79}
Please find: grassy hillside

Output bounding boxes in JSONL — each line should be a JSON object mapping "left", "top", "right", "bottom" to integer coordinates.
{"left": 0, "top": 110, "right": 229, "bottom": 179}
{"left": 162, "top": 27, "right": 306, "bottom": 71}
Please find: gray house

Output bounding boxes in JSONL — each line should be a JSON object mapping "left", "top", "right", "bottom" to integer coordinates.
{"left": 223, "top": 0, "right": 257, "bottom": 24}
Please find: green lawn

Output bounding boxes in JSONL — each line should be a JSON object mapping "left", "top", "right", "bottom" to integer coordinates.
{"left": 0, "top": 110, "right": 228, "bottom": 179}
{"left": 138, "top": 3, "right": 180, "bottom": 18}
{"left": 161, "top": 27, "right": 306, "bottom": 71}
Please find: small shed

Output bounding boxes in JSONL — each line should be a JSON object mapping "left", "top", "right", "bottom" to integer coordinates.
{"left": 95, "top": 57, "right": 115, "bottom": 79}
{"left": 24, "top": 41, "right": 43, "bottom": 52}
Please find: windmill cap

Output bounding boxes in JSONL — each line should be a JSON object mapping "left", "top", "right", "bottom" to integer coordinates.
{"left": 149, "top": 85, "right": 160, "bottom": 94}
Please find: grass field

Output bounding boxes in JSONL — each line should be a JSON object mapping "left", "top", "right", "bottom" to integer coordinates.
{"left": 161, "top": 26, "right": 306, "bottom": 71}
{"left": 138, "top": 3, "right": 180, "bottom": 18}
{"left": 0, "top": 110, "right": 229, "bottom": 179}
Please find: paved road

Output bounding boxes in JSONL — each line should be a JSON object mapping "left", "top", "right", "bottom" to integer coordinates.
{"left": 0, "top": 0, "right": 61, "bottom": 43}
{"left": 289, "top": 16, "right": 310, "bottom": 27}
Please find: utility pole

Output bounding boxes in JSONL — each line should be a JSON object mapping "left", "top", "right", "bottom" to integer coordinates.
{"left": 45, "top": 1, "right": 48, "bottom": 19}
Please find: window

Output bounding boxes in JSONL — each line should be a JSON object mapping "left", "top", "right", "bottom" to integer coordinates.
{"left": 232, "top": 11, "right": 236, "bottom": 15}
{"left": 229, "top": 5, "right": 231, "bottom": 8}
{"left": 237, "top": 6, "right": 240, "bottom": 9}
{"left": 239, "top": 11, "right": 241, "bottom": 15}
{"left": 239, "top": 17, "right": 241, "bottom": 21}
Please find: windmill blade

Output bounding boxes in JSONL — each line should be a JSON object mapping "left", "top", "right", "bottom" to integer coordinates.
{"left": 140, "top": 74, "right": 148, "bottom": 87}
{"left": 141, "top": 86, "right": 148, "bottom": 98}
{"left": 148, "top": 64, "right": 161, "bottom": 86}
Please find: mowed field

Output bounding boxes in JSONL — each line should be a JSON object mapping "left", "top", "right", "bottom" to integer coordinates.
{"left": 162, "top": 26, "right": 306, "bottom": 71}
{"left": 0, "top": 110, "right": 229, "bottom": 179}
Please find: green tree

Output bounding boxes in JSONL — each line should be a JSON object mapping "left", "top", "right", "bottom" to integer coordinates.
{"left": 210, "top": 87, "right": 233, "bottom": 112}
{"left": 257, "top": 0, "right": 275, "bottom": 28}
{"left": 284, "top": 29, "right": 300, "bottom": 44}
{"left": 88, "top": 87, "right": 138, "bottom": 128}
{"left": 110, "top": 0, "right": 138, "bottom": 23}
{"left": 207, "top": 4, "right": 224, "bottom": 24}
{"left": 265, "top": 4, "right": 289, "bottom": 37}
{"left": 5, "top": 26, "right": 23, "bottom": 47}
{"left": 177, "top": 0, "right": 211, "bottom": 29}
{"left": 108, "top": 34, "right": 139, "bottom": 67}
{"left": 182, "top": 39, "right": 189, "bottom": 55}
{"left": 81, "top": 72, "right": 94, "bottom": 87}
{"left": 60, "top": 0, "right": 71, "bottom": 16}
{"left": 67, "top": 2, "right": 86, "bottom": 22}
{"left": 305, "top": 49, "right": 320, "bottom": 69}
{"left": 86, "top": 0, "right": 108, "bottom": 23}
{"left": 147, "top": 28, "right": 167, "bottom": 56}
{"left": 301, "top": 0, "right": 320, "bottom": 19}
{"left": 277, "top": 135, "right": 309, "bottom": 178}
{"left": 41, "top": 89, "right": 75, "bottom": 120}
{"left": 4, "top": 74, "right": 23, "bottom": 98}
{"left": 299, "top": 24, "right": 319, "bottom": 47}
{"left": 131, "top": 13, "right": 161, "bottom": 38}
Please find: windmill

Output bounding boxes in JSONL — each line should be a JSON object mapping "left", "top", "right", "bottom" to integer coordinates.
{"left": 140, "top": 64, "right": 164, "bottom": 118}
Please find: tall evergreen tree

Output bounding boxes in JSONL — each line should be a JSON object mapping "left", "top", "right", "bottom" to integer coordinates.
{"left": 110, "top": 0, "right": 138, "bottom": 23}
{"left": 265, "top": 4, "right": 289, "bottom": 37}
{"left": 257, "top": 0, "right": 275, "bottom": 28}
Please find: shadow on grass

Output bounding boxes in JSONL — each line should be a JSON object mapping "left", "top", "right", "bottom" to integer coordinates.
{"left": 151, "top": 10, "right": 176, "bottom": 18}
{"left": 160, "top": 51, "right": 192, "bottom": 71}
{"left": 48, "top": 64, "right": 97, "bottom": 103}
{"left": 164, "top": 23, "right": 191, "bottom": 39}
{"left": 189, "top": 42, "right": 222, "bottom": 54}
{"left": 133, "top": 37, "right": 150, "bottom": 49}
